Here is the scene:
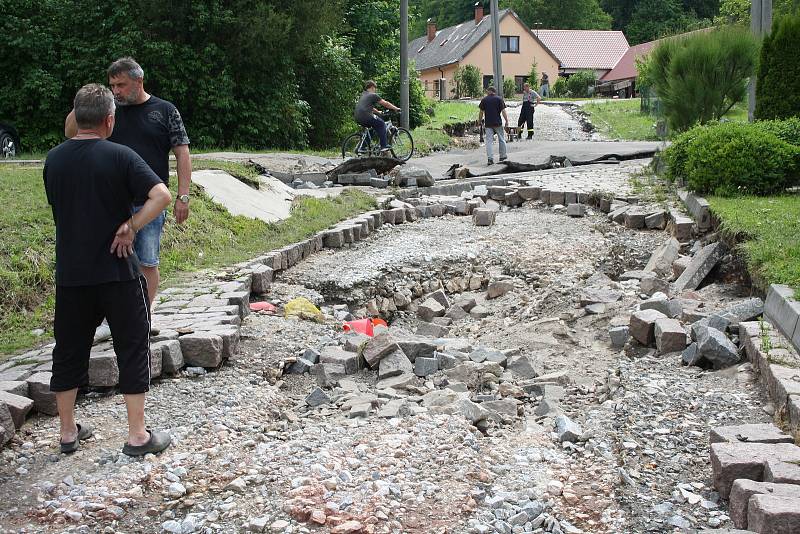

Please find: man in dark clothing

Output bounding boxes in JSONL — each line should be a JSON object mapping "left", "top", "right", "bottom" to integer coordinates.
{"left": 478, "top": 86, "right": 510, "bottom": 165}
{"left": 518, "top": 83, "right": 542, "bottom": 140}
{"left": 45, "top": 84, "right": 173, "bottom": 456}
{"left": 540, "top": 73, "right": 550, "bottom": 98}
{"left": 354, "top": 80, "right": 400, "bottom": 153}
{"left": 65, "top": 57, "right": 191, "bottom": 310}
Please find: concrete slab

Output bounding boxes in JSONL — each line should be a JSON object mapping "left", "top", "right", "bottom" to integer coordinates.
{"left": 192, "top": 170, "right": 295, "bottom": 222}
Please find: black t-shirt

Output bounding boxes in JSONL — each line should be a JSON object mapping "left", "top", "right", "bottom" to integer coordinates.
{"left": 355, "top": 91, "right": 381, "bottom": 124}
{"left": 108, "top": 95, "right": 189, "bottom": 186}
{"left": 43, "top": 139, "right": 163, "bottom": 286}
{"left": 479, "top": 94, "right": 507, "bottom": 128}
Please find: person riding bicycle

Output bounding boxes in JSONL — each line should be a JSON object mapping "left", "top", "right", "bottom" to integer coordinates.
{"left": 354, "top": 81, "right": 400, "bottom": 155}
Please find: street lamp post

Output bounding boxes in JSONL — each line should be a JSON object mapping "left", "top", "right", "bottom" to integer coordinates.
{"left": 490, "top": 0, "right": 503, "bottom": 91}
{"left": 400, "top": 0, "right": 410, "bottom": 129}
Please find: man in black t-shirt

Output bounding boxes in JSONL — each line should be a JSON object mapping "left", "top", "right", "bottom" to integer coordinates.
{"left": 354, "top": 80, "right": 400, "bottom": 153}
{"left": 46, "top": 84, "right": 173, "bottom": 456}
{"left": 65, "top": 57, "right": 192, "bottom": 310}
{"left": 478, "top": 86, "right": 510, "bottom": 165}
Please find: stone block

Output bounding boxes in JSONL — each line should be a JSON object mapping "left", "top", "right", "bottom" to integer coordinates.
{"left": 555, "top": 415, "right": 582, "bottom": 443}
{"left": 150, "top": 345, "right": 162, "bottom": 379}
{"left": 414, "top": 357, "right": 439, "bottom": 377}
{"left": 669, "top": 213, "right": 694, "bottom": 241}
{"left": 26, "top": 372, "right": 57, "bottom": 416}
{"left": 0, "top": 381, "right": 27, "bottom": 397}
{"left": 88, "top": 352, "right": 119, "bottom": 387}
{"left": 765, "top": 284, "right": 799, "bottom": 343}
{"left": 579, "top": 288, "right": 622, "bottom": 307}
{"left": 319, "top": 346, "right": 361, "bottom": 375}
{"left": 548, "top": 190, "right": 566, "bottom": 206}
{"left": 710, "top": 423, "right": 794, "bottom": 445}
{"left": 396, "top": 337, "right": 437, "bottom": 362}
{"left": 654, "top": 318, "right": 687, "bottom": 354}
{"left": 674, "top": 242, "right": 726, "bottom": 293}
{"left": 180, "top": 333, "right": 224, "bottom": 368}
{"left": 417, "top": 297, "right": 446, "bottom": 322}
{"left": 765, "top": 458, "right": 800, "bottom": 485}
{"left": 673, "top": 256, "right": 692, "bottom": 278}
{"left": 425, "top": 289, "right": 450, "bottom": 310}
{"left": 378, "top": 350, "right": 413, "bottom": 379}
{"left": 609, "top": 326, "right": 630, "bottom": 348}
{"left": 697, "top": 327, "right": 740, "bottom": 369}
{"left": 416, "top": 322, "right": 449, "bottom": 338}
{"left": 0, "top": 404, "right": 13, "bottom": 445}
{"left": 488, "top": 280, "right": 515, "bottom": 300}
{"left": 517, "top": 186, "right": 540, "bottom": 200}
{"left": 624, "top": 209, "right": 647, "bottom": 229}
{"left": 473, "top": 208, "right": 496, "bottom": 227}
{"left": 504, "top": 191, "right": 524, "bottom": 207}
{"left": 305, "top": 387, "right": 331, "bottom": 407}
{"left": 213, "top": 327, "right": 241, "bottom": 359}
{"left": 250, "top": 264, "right": 273, "bottom": 294}
{"left": 566, "top": 203, "right": 585, "bottom": 217}
{"left": 483, "top": 399, "right": 518, "bottom": 418}
{"left": 645, "top": 238, "right": 681, "bottom": 277}
{"left": 312, "top": 363, "right": 344, "bottom": 388}
{"left": 710, "top": 442, "right": 800, "bottom": 498}
{"left": 641, "top": 297, "right": 682, "bottom": 318}
{"left": 610, "top": 204, "right": 630, "bottom": 223}
{"left": 684, "top": 191, "right": 712, "bottom": 231}
{"left": 645, "top": 211, "right": 667, "bottom": 230}
{"left": 153, "top": 340, "right": 184, "bottom": 374}
{"left": 506, "top": 355, "right": 540, "bottom": 379}
{"left": 0, "top": 391, "right": 33, "bottom": 429}
{"left": 748, "top": 494, "right": 800, "bottom": 534}
{"left": 682, "top": 343, "right": 701, "bottom": 366}
{"left": 489, "top": 186, "right": 513, "bottom": 201}
{"left": 470, "top": 305, "right": 490, "bottom": 318}
{"left": 640, "top": 275, "right": 670, "bottom": 296}
{"left": 630, "top": 309, "right": 668, "bottom": 346}
{"left": 362, "top": 333, "right": 400, "bottom": 368}
{"left": 730, "top": 479, "right": 800, "bottom": 529}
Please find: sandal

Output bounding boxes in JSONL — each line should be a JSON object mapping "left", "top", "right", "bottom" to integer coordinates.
{"left": 60, "top": 423, "right": 94, "bottom": 454}
{"left": 122, "top": 429, "right": 172, "bottom": 457}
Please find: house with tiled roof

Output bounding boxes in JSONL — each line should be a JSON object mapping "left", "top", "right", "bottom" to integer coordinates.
{"left": 535, "top": 29, "right": 630, "bottom": 78}
{"left": 408, "top": 5, "right": 561, "bottom": 99}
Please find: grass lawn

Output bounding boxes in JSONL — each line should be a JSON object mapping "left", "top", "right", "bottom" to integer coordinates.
{"left": 412, "top": 101, "right": 478, "bottom": 155}
{"left": 583, "top": 99, "right": 750, "bottom": 141}
{"left": 0, "top": 161, "right": 375, "bottom": 355}
{"left": 709, "top": 194, "right": 800, "bottom": 293}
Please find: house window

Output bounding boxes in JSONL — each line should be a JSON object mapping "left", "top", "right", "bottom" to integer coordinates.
{"left": 514, "top": 76, "right": 527, "bottom": 93}
{"left": 501, "top": 36, "right": 520, "bottom": 53}
{"left": 483, "top": 75, "right": 494, "bottom": 89}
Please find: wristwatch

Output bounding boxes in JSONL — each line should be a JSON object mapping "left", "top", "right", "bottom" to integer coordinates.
{"left": 177, "top": 194, "right": 190, "bottom": 204}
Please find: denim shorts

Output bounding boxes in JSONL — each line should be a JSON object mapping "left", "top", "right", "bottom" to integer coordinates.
{"left": 133, "top": 207, "right": 166, "bottom": 267}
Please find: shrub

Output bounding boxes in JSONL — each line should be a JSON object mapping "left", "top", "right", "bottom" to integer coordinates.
{"left": 503, "top": 78, "right": 516, "bottom": 99}
{"left": 682, "top": 122, "right": 800, "bottom": 196}
{"left": 552, "top": 78, "right": 568, "bottom": 98}
{"left": 454, "top": 65, "right": 482, "bottom": 98}
{"left": 755, "top": 13, "right": 800, "bottom": 120}
{"left": 755, "top": 117, "right": 800, "bottom": 145}
{"left": 566, "top": 70, "right": 597, "bottom": 98}
{"left": 527, "top": 62, "right": 539, "bottom": 92}
{"left": 663, "top": 125, "right": 706, "bottom": 182}
{"left": 376, "top": 58, "right": 430, "bottom": 129}
{"left": 651, "top": 27, "right": 758, "bottom": 132}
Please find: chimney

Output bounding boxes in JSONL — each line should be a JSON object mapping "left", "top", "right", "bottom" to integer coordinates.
{"left": 474, "top": 2, "right": 484, "bottom": 24}
{"left": 427, "top": 18, "right": 436, "bottom": 43}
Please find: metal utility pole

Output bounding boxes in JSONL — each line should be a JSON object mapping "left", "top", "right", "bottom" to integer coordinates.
{"left": 749, "top": 0, "right": 773, "bottom": 121}
{"left": 490, "top": 0, "right": 503, "bottom": 91}
{"left": 400, "top": 0, "right": 410, "bottom": 129}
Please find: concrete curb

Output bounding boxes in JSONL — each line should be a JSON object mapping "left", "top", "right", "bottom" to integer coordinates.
{"left": 678, "top": 190, "right": 712, "bottom": 232}
{"left": 765, "top": 284, "right": 800, "bottom": 356}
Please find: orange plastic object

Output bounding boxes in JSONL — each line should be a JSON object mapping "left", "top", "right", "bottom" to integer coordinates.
{"left": 250, "top": 301, "right": 277, "bottom": 313}
{"left": 343, "top": 318, "right": 374, "bottom": 336}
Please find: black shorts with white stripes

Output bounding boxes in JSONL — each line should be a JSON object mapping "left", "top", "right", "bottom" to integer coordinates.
{"left": 51, "top": 277, "right": 152, "bottom": 394}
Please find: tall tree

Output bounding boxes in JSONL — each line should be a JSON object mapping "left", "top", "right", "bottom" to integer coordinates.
{"left": 503, "top": 0, "right": 612, "bottom": 30}
{"left": 409, "top": 0, "right": 482, "bottom": 37}
{"left": 625, "top": 0, "right": 702, "bottom": 44}
{"left": 344, "top": 0, "right": 400, "bottom": 80}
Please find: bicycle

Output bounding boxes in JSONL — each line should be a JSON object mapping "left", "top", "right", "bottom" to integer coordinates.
{"left": 341, "top": 111, "right": 414, "bottom": 162}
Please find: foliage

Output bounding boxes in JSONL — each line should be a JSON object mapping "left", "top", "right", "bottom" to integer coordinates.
{"left": 710, "top": 193, "right": 800, "bottom": 293}
{"left": 503, "top": 78, "right": 516, "bottom": 99}
{"left": 715, "top": 0, "right": 800, "bottom": 26}
{"left": 634, "top": 52, "right": 655, "bottom": 90}
{"left": 757, "top": 117, "right": 800, "bottom": 145}
{"left": 375, "top": 59, "right": 431, "bottom": 129}
{"left": 626, "top": 0, "right": 706, "bottom": 44}
{"left": 755, "top": 13, "right": 800, "bottom": 121}
{"left": 650, "top": 27, "right": 757, "bottom": 132}
{"left": 552, "top": 78, "right": 568, "bottom": 98}
{"left": 665, "top": 122, "right": 800, "bottom": 196}
{"left": 296, "top": 37, "right": 363, "bottom": 148}
{"left": 502, "top": 0, "right": 612, "bottom": 30}
{"left": 527, "top": 62, "right": 539, "bottom": 92}
{"left": 343, "top": 0, "right": 400, "bottom": 80}
{"left": 409, "top": 0, "right": 479, "bottom": 37}
{"left": 566, "top": 70, "right": 597, "bottom": 98}
{"left": 454, "top": 65, "right": 483, "bottom": 98}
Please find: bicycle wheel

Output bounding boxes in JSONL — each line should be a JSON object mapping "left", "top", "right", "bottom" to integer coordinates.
{"left": 342, "top": 132, "right": 366, "bottom": 160}
{"left": 390, "top": 128, "right": 414, "bottom": 162}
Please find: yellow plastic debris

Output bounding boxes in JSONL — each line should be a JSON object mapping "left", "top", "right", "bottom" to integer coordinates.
{"left": 284, "top": 297, "right": 323, "bottom": 321}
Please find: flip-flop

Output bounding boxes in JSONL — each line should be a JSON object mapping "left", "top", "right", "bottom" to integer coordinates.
{"left": 60, "top": 423, "right": 94, "bottom": 454}
{"left": 121, "top": 429, "right": 172, "bottom": 457}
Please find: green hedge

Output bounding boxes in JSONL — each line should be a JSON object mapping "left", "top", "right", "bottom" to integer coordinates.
{"left": 755, "top": 13, "right": 800, "bottom": 121}
{"left": 664, "top": 120, "right": 800, "bottom": 196}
